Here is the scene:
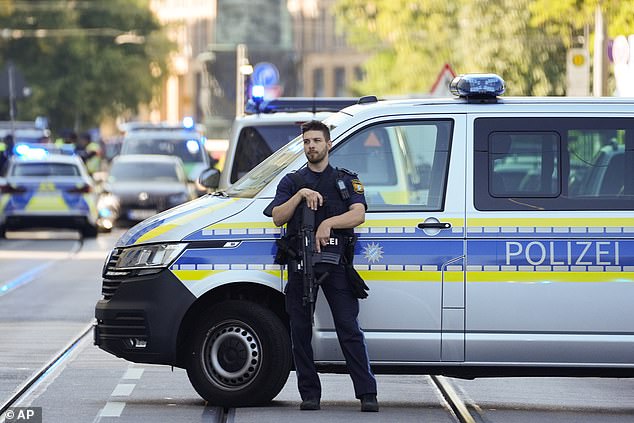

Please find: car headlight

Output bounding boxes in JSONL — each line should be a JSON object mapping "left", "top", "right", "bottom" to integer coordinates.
{"left": 113, "top": 243, "right": 187, "bottom": 271}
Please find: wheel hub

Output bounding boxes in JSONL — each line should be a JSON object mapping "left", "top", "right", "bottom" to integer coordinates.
{"left": 203, "top": 321, "right": 261, "bottom": 390}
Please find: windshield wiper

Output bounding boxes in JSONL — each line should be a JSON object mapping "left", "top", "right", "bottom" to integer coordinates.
{"left": 212, "top": 190, "right": 228, "bottom": 197}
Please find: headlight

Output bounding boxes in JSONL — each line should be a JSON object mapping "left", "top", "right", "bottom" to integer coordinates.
{"left": 114, "top": 243, "right": 187, "bottom": 270}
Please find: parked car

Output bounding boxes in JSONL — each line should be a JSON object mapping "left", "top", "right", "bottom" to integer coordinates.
{"left": 119, "top": 124, "right": 213, "bottom": 196}
{"left": 0, "top": 147, "right": 99, "bottom": 238}
{"left": 97, "top": 154, "right": 195, "bottom": 226}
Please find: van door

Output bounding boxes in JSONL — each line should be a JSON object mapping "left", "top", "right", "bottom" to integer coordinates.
{"left": 467, "top": 115, "right": 634, "bottom": 365}
{"left": 313, "top": 116, "right": 467, "bottom": 363}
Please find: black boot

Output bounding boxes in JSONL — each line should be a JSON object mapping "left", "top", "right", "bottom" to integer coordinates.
{"left": 360, "top": 393, "right": 379, "bottom": 412}
{"left": 300, "top": 398, "right": 320, "bottom": 410}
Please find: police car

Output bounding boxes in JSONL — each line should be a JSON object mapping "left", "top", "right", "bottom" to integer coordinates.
{"left": 0, "top": 146, "right": 99, "bottom": 238}
{"left": 95, "top": 74, "right": 634, "bottom": 407}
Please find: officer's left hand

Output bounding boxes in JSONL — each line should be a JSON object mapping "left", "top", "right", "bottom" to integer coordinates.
{"left": 315, "top": 222, "right": 332, "bottom": 253}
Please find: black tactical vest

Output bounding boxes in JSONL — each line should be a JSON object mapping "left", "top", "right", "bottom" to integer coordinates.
{"left": 286, "top": 165, "right": 354, "bottom": 241}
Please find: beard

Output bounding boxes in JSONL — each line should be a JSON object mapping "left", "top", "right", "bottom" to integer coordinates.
{"left": 306, "top": 149, "right": 327, "bottom": 164}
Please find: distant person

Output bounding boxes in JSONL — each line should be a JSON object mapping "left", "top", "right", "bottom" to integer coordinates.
{"left": 75, "top": 132, "right": 102, "bottom": 174}
{"left": 0, "top": 134, "right": 15, "bottom": 173}
{"left": 55, "top": 131, "right": 78, "bottom": 150}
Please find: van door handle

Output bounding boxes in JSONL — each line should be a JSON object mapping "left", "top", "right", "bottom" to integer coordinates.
{"left": 417, "top": 222, "right": 452, "bottom": 229}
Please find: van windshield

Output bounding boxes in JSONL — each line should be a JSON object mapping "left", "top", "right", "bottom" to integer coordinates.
{"left": 122, "top": 135, "right": 205, "bottom": 164}
{"left": 225, "top": 114, "right": 346, "bottom": 198}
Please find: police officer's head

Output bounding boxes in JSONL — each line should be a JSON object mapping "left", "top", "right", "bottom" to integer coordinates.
{"left": 301, "top": 120, "right": 330, "bottom": 142}
{"left": 301, "top": 120, "right": 331, "bottom": 165}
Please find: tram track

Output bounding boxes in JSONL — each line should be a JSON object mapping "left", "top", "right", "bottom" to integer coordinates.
{"left": 0, "top": 233, "right": 93, "bottom": 421}
{"left": 0, "top": 321, "right": 94, "bottom": 418}
{"left": 430, "top": 375, "right": 478, "bottom": 423}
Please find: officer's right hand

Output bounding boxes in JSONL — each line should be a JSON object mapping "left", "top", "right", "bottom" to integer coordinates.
{"left": 299, "top": 188, "right": 323, "bottom": 210}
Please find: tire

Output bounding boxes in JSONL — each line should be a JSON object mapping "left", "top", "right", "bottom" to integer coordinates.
{"left": 81, "top": 225, "right": 98, "bottom": 238}
{"left": 0, "top": 225, "right": 5, "bottom": 239}
{"left": 186, "top": 300, "right": 292, "bottom": 407}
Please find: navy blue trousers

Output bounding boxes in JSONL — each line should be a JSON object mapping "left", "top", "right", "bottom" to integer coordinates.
{"left": 285, "top": 265, "right": 377, "bottom": 400}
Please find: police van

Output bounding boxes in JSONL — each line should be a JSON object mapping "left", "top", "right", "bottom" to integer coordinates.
{"left": 216, "top": 97, "right": 359, "bottom": 190}
{"left": 94, "top": 74, "right": 634, "bottom": 406}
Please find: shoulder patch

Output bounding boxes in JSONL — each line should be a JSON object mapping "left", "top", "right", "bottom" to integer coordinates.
{"left": 336, "top": 167, "right": 358, "bottom": 177}
{"left": 351, "top": 178, "right": 364, "bottom": 194}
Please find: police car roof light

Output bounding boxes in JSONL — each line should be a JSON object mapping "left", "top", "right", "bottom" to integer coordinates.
{"left": 251, "top": 85, "right": 265, "bottom": 102}
{"left": 245, "top": 97, "right": 359, "bottom": 115}
{"left": 449, "top": 73, "right": 505, "bottom": 101}
{"left": 182, "top": 116, "right": 195, "bottom": 129}
{"left": 15, "top": 144, "right": 48, "bottom": 160}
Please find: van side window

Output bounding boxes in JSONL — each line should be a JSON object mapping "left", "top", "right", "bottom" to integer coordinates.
{"left": 475, "top": 118, "right": 634, "bottom": 210}
{"left": 330, "top": 120, "right": 453, "bottom": 211}
{"left": 489, "top": 132, "right": 560, "bottom": 197}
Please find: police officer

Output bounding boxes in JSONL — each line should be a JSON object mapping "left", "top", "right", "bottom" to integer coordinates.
{"left": 0, "top": 134, "right": 14, "bottom": 173}
{"left": 75, "top": 132, "right": 101, "bottom": 174}
{"left": 268, "top": 120, "right": 378, "bottom": 412}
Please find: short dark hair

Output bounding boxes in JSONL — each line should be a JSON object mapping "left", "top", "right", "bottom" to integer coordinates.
{"left": 301, "top": 120, "right": 330, "bottom": 141}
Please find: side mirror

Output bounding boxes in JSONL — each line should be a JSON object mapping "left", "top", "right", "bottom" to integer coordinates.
{"left": 198, "top": 168, "right": 220, "bottom": 189}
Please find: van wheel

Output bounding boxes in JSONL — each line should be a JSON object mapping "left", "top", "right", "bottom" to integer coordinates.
{"left": 186, "top": 300, "right": 292, "bottom": 407}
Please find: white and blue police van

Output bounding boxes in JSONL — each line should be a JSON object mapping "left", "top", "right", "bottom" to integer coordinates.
{"left": 216, "top": 96, "right": 359, "bottom": 191}
{"left": 95, "top": 74, "right": 634, "bottom": 406}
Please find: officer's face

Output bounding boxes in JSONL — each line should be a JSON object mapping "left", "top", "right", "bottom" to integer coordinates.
{"left": 303, "top": 130, "right": 331, "bottom": 164}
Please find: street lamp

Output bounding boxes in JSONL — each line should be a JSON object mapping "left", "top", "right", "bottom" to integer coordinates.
{"left": 235, "top": 44, "right": 252, "bottom": 117}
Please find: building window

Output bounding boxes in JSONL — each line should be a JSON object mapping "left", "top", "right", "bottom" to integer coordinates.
{"left": 335, "top": 67, "right": 346, "bottom": 96}
{"left": 313, "top": 68, "right": 324, "bottom": 97}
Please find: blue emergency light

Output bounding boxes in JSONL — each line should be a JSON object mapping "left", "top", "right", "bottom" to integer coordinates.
{"left": 251, "top": 85, "right": 265, "bottom": 102}
{"left": 15, "top": 144, "right": 48, "bottom": 159}
{"left": 449, "top": 73, "right": 505, "bottom": 101}
{"left": 245, "top": 97, "right": 360, "bottom": 115}
{"left": 182, "top": 116, "right": 194, "bottom": 129}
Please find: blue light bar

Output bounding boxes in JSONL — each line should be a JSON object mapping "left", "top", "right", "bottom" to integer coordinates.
{"left": 251, "top": 85, "right": 265, "bottom": 101}
{"left": 449, "top": 73, "right": 505, "bottom": 100}
{"left": 182, "top": 116, "right": 194, "bottom": 129}
{"left": 245, "top": 97, "right": 360, "bottom": 114}
{"left": 15, "top": 144, "right": 48, "bottom": 159}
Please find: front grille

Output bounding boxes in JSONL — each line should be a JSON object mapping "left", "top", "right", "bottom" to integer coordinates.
{"left": 101, "top": 248, "right": 131, "bottom": 300}
{"left": 98, "top": 312, "right": 148, "bottom": 338}
{"left": 120, "top": 196, "right": 168, "bottom": 210}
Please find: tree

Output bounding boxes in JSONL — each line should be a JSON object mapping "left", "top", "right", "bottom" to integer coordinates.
{"left": 333, "top": 1, "right": 460, "bottom": 96}
{"left": 0, "top": 0, "right": 175, "bottom": 132}
{"left": 458, "top": 0, "right": 565, "bottom": 95}
{"left": 333, "top": 0, "right": 568, "bottom": 96}
{"left": 529, "top": 0, "right": 634, "bottom": 47}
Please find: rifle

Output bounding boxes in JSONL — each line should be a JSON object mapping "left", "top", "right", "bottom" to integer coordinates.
{"left": 299, "top": 203, "right": 340, "bottom": 324}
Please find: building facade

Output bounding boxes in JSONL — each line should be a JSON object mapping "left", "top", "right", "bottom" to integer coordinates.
{"left": 148, "top": 0, "right": 367, "bottom": 137}
{"left": 288, "top": 0, "right": 367, "bottom": 97}
{"left": 149, "top": 0, "right": 216, "bottom": 124}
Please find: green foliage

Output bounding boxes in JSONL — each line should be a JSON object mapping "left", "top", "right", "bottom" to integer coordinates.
{"left": 530, "top": 0, "right": 634, "bottom": 44}
{"left": 0, "top": 0, "right": 174, "bottom": 132}
{"left": 334, "top": 0, "right": 634, "bottom": 96}
{"left": 334, "top": 0, "right": 460, "bottom": 96}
